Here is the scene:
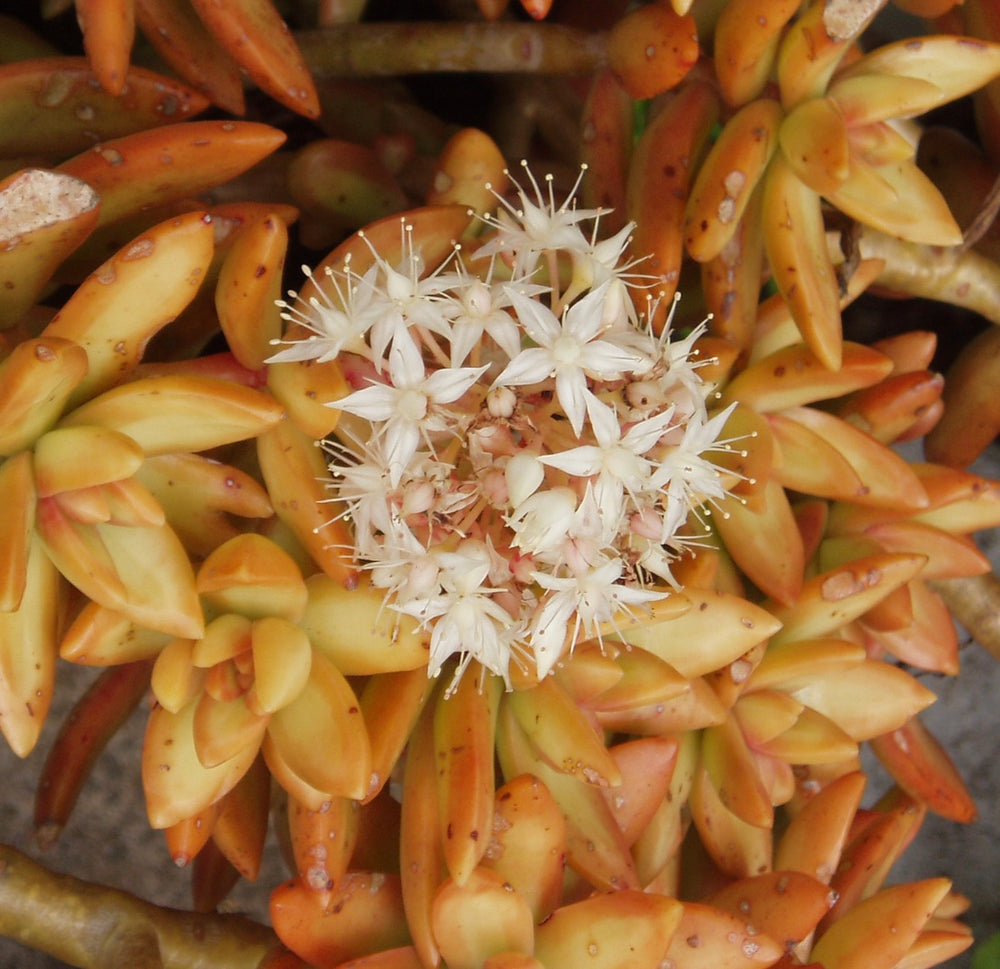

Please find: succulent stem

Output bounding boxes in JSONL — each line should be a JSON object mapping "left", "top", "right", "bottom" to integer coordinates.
{"left": 0, "top": 844, "right": 293, "bottom": 969}
{"left": 932, "top": 572, "right": 1000, "bottom": 660}
{"left": 295, "top": 22, "right": 606, "bottom": 76}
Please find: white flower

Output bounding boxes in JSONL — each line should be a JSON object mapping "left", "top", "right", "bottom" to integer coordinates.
{"left": 529, "top": 557, "right": 665, "bottom": 678}
{"left": 333, "top": 329, "right": 487, "bottom": 486}
{"left": 475, "top": 162, "right": 596, "bottom": 278}
{"left": 492, "top": 282, "right": 649, "bottom": 435}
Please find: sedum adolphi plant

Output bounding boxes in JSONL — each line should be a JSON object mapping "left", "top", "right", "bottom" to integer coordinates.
{"left": 3, "top": 1, "right": 1000, "bottom": 969}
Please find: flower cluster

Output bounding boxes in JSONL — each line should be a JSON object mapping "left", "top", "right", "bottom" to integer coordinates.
{"left": 269, "top": 165, "right": 739, "bottom": 689}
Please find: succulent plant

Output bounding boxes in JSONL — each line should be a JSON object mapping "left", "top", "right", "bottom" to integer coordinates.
{"left": 3, "top": 1, "right": 1000, "bottom": 968}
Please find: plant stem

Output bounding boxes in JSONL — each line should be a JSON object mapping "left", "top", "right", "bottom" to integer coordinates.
{"left": 295, "top": 22, "right": 607, "bottom": 76}
{"left": 933, "top": 573, "right": 1000, "bottom": 661}
{"left": 0, "top": 844, "right": 295, "bottom": 969}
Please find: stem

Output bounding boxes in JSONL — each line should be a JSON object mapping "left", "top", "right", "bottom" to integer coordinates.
{"left": 0, "top": 845, "right": 297, "bottom": 969}
{"left": 295, "top": 22, "right": 607, "bottom": 76}
{"left": 932, "top": 573, "right": 1000, "bottom": 662}
{"left": 857, "top": 225, "right": 1000, "bottom": 326}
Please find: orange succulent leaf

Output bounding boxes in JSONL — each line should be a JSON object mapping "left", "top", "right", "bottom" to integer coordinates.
{"left": 909, "top": 462, "right": 1000, "bottom": 533}
{"left": 216, "top": 212, "right": 287, "bottom": 370}
{"left": 535, "top": 891, "right": 684, "bottom": 969}
{"left": 60, "top": 374, "right": 284, "bottom": 456}
{"left": 0, "top": 450, "right": 36, "bottom": 612}
{"left": 398, "top": 702, "right": 444, "bottom": 969}
{"left": 579, "top": 71, "right": 632, "bottom": 230}
{"left": 894, "top": 928, "right": 973, "bottom": 969}
{"left": 702, "top": 716, "right": 775, "bottom": 828}
{"left": 60, "top": 601, "right": 172, "bottom": 665}
{"left": 271, "top": 874, "right": 411, "bottom": 969}
{"left": 196, "top": 533, "right": 308, "bottom": 623}
{"left": 0, "top": 58, "right": 209, "bottom": 157}
{"left": 480, "top": 774, "right": 566, "bottom": 923}
{"left": 606, "top": 4, "right": 698, "bottom": 100}
{"left": 833, "top": 369, "right": 944, "bottom": 444}
{"left": 707, "top": 870, "right": 835, "bottom": 948}
{"left": 767, "top": 411, "right": 865, "bottom": 501}
{"left": 300, "top": 573, "right": 430, "bottom": 675}
{"left": 713, "top": 0, "right": 800, "bottom": 107}
{"left": 288, "top": 794, "right": 358, "bottom": 894}
{"left": 733, "top": 689, "right": 804, "bottom": 748}
{"left": 0, "top": 169, "right": 100, "bottom": 330}
{"left": 57, "top": 121, "right": 286, "bottom": 228}
{"left": 689, "top": 762, "right": 773, "bottom": 879}
{"left": 722, "top": 342, "right": 893, "bottom": 413}
{"left": 247, "top": 617, "right": 313, "bottom": 716}
{"left": 142, "top": 696, "right": 260, "bottom": 828}
{"left": 866, "top": 579, "right": 960, "bottom": 674}
{"left": 812, "top": 879, "right": 951, "bottom": 969}
{"left": 495, "top": 700, "right": 638, "bottom": 892}
{"left": 211, "top": 754, "right": 270, "bottom": 881}
{"left": 434, "top": 674, "right": 501, "bottom": 887}
{"left": 753, "top": 706, "right": 858, "bottom": 766}
{"left": 431, "top": 867, "right": 534, "bottom": 969}
{"left": 0, "top": 535, "right": 60, "bottom": 757}
{"left": 715, "top": 476, "right": 806, "bottom": 606}
{"left": 778, "top": 97, "right": 851, "bottom": 198}
{"left": 594, "top": 673, "right": 728, "bottom": 736}
{"left": 870, "top": 718, "right": 977, "bottom": 823}
{"left": 766, "top": 552, "right": 928, "bottom": 644}
{"left": 627, "top": 81, "right": 720, "bottom": 309}
{"left": 74, "top": 0, "right": 135, "bottom": 97}
{"left": 863, "top": 520, "right": 990, "bottom": 579}
{"left": 188, "top": 0, "right": 319, "bottom": 118}
{"left": 0, "top": 337, "right": 89, "bottom": 457}
{"left": 134, "top": 0, "right": 246, "bottom": 116}
{"left": 664, "top": 899, "right": 785, "bottom": 969}
{"left": 264, "top": 651, "right": 371, "bottom": 802}
{"left": 164, "top": 801, "right": 219, "bottom": 867}
{"left": 761, "top": 153, "right": 843, "bottom": 370}
{"left": 150, "top": 637, "right": 202, "bottom": 714}
{"left": 601, "top": 736, "right": 678, "bottom": 846}
{"left": 607, "top": 588, "right": 781, "bottom": 679}
{"left": 43, "top": 211, "right": 215, "bottom": 405}
{"left": 686, "top": 98, "right": 782, "bottom": 264}
{"left": 584, "top": 644, "right": 689, "bottom": 713}
{"left": 427, "top": 127, "right": 508, "bottom": 222}
{"left": 33, "top": 425, "right": 144, "bottom": 498}
{"left": 555, "top": 642, "right": 625, "bottom": 704}
{"left": 506, "top": 676, "right": 620, "bottom": 788}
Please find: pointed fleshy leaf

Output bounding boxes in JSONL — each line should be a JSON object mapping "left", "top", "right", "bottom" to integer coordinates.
{"left": 60, "top": 601, "right": 172, "bottom": 665}
{"left": 535, "top": 891, "right": 684, "bottom": 969}
{"left": 435, "top": 673, "right": 501, "bottom": 886}
{"left": 761, "top": 153, "right": 844, "bottom": 370}
{"left": 733, "top": 689, "right": 804, "bottom": 747}
{"left": 0, "top": 58, "right": 208, "bottom": 156}
{"left": 778, "top": 97, "right": 851, "bottom": 197}
{"left": 702, "top": 717, "right": 774, "bottom": 828}
{"left": 257, "top": 422, "right": 358, "bottom": 589}
{"left": 606, "top": 3, "right": 698, "bottom": 99}
{"left": 75, "top": 0, "right": 135, "bottom": 96}
{"left": 602, "top": 737, "right": 679, "bottom": 846}
{"left": 812, "top": 879, "right": 952, "bottom": 969}
{"left": 431, "top": 867, "right": 535, "bottom": 969}
{"left": 481, "top": 774, "right": 566, "bottom": 923}
{"left": 212, "top": 755, "right": 270, "bottom": 881}
{"left": 195, "top": 533, "right": 307, "bottom": 623}
{"left": 57, "top": 121, "right": 287, "bottom": 228}
{"left": 754, "top": 707, "right": 859, "bottom": 765}
{"left": 0, "top": 337, "right": 89, "bottom": 457}
{"left": 664, "top": 900, "right": 784, "bottom": 969}
{"left": 270, "top": 873, "right": 411, "bottom": 968}
{"left": 0, "top": 450, "right": 35, "bottom": 612}
{"left": 775, "top": 770, "right": 866, "bottom": 883}
{"left": 611, "top": 588, "right": 781, "bottom": 679}
{"left": 748, "top": 638, "right": 867, "bottom": 693}
{"left": 142, "top": 697, "right": 260, "bottom": 828}
{"left": 60, "top": 374, "right": 283, "bottom": 456}
{"left": 133, "top": 0, "right": 245, "bottom": 116}
{"left": 288, "top": 794, "right": 359, "bottom": 894}
{"left": 685, "top": 98, "right": 782, "bottom": 262}
{"left": 767, "top": 553, "right": 928, "bottom": 645}
{"left": 767, "top": 411, "right": 866, "bottom": 501}
{"left": 151, "top": 637, "right": 201, "bottom": 713}
{"left": 188, "top": 0, "right": 319, "bottom": 118}
{"left": 789, "top": 660, "right": 936, "bottom": 741}
{"left": 43, "top": 211, "right": 215, "bottom": 405}
{"left": 246, "top": 616, "right": 312, "bottom": 716}
{"left": 0, "top": 169, "right": 100, "bottom": 330}
{"left": 33, "top": 425, "right": 144, "bottom": 498}
{"left": 0, "top": 534, "right": 60, "bottom": 757}
{"left": 507, "top": 677, "right": 620, "bottom": 787}
{"left": 722, "top": 342, "right": 893, "bottom": 413}
{"left": 708, "top": 870, "right": 835, "bottom": 948}
{"left": 869, "top": 579, "right": 960, "bottom": 674}
{"left": 870, "top": 718, "right": 977, "bottom": 822}
{"left": 585, "top": 645, "right": 688, "bottom": 713}
{"left": 828, "top": 72, "right": 945, "bottom": 127}
{"left": 265, "top": 652, "right": 371, "bottom": 801}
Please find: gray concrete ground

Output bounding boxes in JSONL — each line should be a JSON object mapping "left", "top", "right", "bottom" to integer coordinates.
{"left": 1, "top": 461, "right": 999, "bottom": 969}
